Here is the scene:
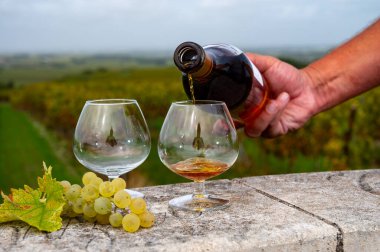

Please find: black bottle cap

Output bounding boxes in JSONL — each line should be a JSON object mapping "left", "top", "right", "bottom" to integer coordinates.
{"left": 173, "top": 42, "right": 205, "bottom": 73}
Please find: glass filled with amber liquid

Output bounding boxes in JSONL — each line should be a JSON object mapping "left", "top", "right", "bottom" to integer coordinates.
{"left": 158, "top": 100, "right": 239, "bottom": 212}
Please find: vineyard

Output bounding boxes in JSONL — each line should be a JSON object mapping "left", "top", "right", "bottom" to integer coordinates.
{"left": 3, "top": 61, "right": 380, "bottom": 188}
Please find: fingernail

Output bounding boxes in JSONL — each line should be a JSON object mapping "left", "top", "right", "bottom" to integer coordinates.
{"left": 266, "top": 102, "right": 277, "bottom": 114}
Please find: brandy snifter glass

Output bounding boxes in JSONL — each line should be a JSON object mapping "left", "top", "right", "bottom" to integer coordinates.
{"left": 73, "top": 99, "right": 150, "bottom": 198}
{"left": 158, "top": 100, "right": 238, "bottom": 212}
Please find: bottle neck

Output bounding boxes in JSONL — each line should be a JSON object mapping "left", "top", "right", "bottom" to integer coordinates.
{"left": 174, "top": 42, "right": 213, "bottom": 81}
{"left": 190, "top": 54, "right": 213, "bottom": 82}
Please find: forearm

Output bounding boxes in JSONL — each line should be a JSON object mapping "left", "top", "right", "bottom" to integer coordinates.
{"left": 303, "top": 18, "right": 380, "bottom": 116}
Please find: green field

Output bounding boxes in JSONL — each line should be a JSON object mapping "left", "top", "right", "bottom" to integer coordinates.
{"left": 0, "top": 54, "right": 171, "bottom": 87}
{"left": 0, "top": 103, "right": 83, "bottom": 193}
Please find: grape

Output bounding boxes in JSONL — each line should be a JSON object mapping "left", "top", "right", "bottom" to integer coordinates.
{"left": 60, "top": 180, "right": 71, "bottom": 193}
{"left": 82, "top": 171, "right": 98, "bottom": 185}
{"left": 83, "top": 215, "right": 96, "bottom": 223}
{"left": 61, "top": 200, "right": 71, "bottom": 215}
{"left": 81, "top": 184, "right": 99, "bottom": 201}
{"left": 96, "top": 214, "right": 110, "bottom": 225}
{"left": 59, "top": 177, "right": 155, "bottom": 232}
{"left": 99, "top": 181, "right": 115, "bottom": 197}
{"left": 94, "top": 197, "right": 112, "bottom": 215}
{"left": 72, "top": 197, "right": 85, "bottom": 214}
{"left": 89, "top": 176, "right": 103, "bottom": 187}
{"left": 129, "top": 198, "right": 146, "bottom": 214}
{"left": 65, "top": 184, "right": 82, "bottom": 201}
{"left": 113, "top": 190, "right": 131, "bottom": 209}
{"left": 83, "top": 202, "right": 97, "bottom": 218}
{"left": 122, "top": 213, "right": 140, "bottom": 233}
{"left": 66, "top": 208, "right": 78, "bottom": 218}
{"left": 111, "top": 178, "right": 126, "bottom": 192}
{"left": 139, "top": 211, "right": 155, "bottom": 228}
{"left": 109, "top": 212, "right": 123, "bottom": 227}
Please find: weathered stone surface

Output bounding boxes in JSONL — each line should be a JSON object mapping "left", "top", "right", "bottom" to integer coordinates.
{"left": 242, "top": 169, "right": 380, "bottom": 252}
{"left": 0, "top": 170, "right": 379, "bottom": 252}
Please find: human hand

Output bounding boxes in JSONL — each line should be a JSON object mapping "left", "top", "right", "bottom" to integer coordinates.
{"left": 244, "top": 53, "right": 317, "bottom": 138}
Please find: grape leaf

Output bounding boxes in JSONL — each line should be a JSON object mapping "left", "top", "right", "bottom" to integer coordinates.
{"left": 0, "top": 162, "right": 65, "bottom": 232}
{"left": 0, "top": 193, "right": 18, "bottom": 222}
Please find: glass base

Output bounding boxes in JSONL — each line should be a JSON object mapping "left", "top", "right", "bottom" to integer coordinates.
{"left": 125, "top": 189, "right": 144, "bottom": 198}
{"left": 169, "top": 194, "right": 230, "bottom": 212}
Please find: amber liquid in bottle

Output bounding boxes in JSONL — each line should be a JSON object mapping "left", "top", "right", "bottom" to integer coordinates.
{"left": 170, "top": 157, "right": 229, "bottom": 182}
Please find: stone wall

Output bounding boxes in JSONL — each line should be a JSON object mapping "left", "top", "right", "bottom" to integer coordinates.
{"left": 0, "top": 169, "right": 379, "bottom": 252}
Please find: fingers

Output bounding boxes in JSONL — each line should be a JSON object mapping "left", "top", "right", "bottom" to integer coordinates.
{"left": 212, "top": 118, "right": 230, "bottom": 136}
{"left": 245, "top": 53, "right": 279, "bottom": 73}
{"left": 232, "top": 119, "right": 245, "bottom": 129}
{"left": 244, "top": 92, "right": 290, "bottom": 138}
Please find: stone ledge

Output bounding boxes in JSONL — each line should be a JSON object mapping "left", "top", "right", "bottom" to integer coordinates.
{"left": 0, "top": 169, "right": 379, "bottom": 252}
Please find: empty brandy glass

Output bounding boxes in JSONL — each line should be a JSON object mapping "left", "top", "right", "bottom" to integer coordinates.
{"left": 158, "top": 100, "right": 239, "bottom": 212}
{"left": 73, "top": 99, "right": 150, "bottom": 198}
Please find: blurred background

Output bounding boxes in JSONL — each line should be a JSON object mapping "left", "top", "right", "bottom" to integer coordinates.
{"left": 1, "top": 0, "right": 379, "bottom": 193}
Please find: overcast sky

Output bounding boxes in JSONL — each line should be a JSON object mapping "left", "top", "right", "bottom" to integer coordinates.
{"left": 0, "top": 0, "right": 379, "bottom": 53}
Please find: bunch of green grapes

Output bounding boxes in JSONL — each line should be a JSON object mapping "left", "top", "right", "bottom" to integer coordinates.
{"left": 59, "top": 172, "right": 155, "bottom": 233}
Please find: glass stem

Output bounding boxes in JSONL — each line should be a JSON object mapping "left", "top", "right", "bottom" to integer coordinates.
{"left": 108, "top": 175, "right": 119, "bottom": 211}
{"left": 108, "top": 175, "right": 119, "bottom": 181}
{"left": 194, "top": 181, "right": 206, "bottom": 198}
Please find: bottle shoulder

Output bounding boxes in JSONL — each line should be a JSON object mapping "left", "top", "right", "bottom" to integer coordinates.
{"left": 204, "top": 45, "right": 264, "bottom": 86}
{"left": 204, "top": 44, "right": 243, "bottom": 56}
{"left": 204, "top": 45, "right": 251, "bottom": 68}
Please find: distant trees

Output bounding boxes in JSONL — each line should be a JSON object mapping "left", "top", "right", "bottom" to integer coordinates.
{"left": 0, "top": 80, "right": 14, "bottom": 89}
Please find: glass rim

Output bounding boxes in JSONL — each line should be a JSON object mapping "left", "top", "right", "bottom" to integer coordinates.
{"left": 173, "top": 100, "right": 226, "bottom": 106}
{"left": 85, "top": 99, "right": 138, "bottom": 105}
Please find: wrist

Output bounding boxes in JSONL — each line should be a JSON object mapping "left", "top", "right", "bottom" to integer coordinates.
{"left": 301, "top": 58, "right": 345, "bottom": 117}
{"left": 300, "top": 65, "right": 327, "bottom": 117}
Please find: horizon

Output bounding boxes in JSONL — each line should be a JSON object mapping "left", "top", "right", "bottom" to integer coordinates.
{"left": 0, "top": 44, "right": 333, "bottom": 57}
